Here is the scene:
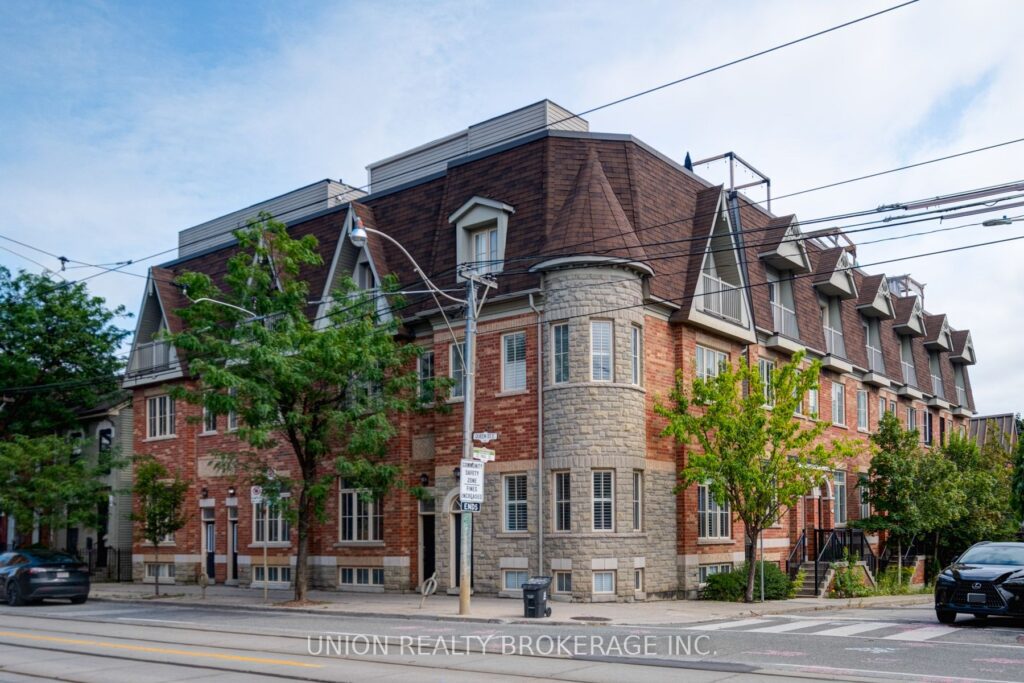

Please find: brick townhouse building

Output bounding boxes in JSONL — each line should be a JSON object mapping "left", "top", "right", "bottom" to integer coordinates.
{"left": 124, "top": 101, "right": 977, "bottom": 600}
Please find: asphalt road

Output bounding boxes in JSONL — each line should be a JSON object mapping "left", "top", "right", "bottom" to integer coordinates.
{"left": 0, "top": 599, "right": 1020, "bottom": 682}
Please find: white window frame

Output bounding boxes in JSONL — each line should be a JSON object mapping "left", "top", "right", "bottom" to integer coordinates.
{"left": 803, "top": 387, "right": 819, "bottom": 418}
{"left": 759, "top": 358, "right": 775, "bottom": 407}
{"left": 449, "top": 342, "right": 466, "bottom": 400}
{"left": 923, "top": 411, "right": 933, "bottom": 444}
{"left": 418, "top": 350, "right": 435, "bottom": 400}
{"left": 907, "top": 406, "right": 917, "bottom": 432}
{"left": 471, "top": 225, "right": 499, "bottom": 275}
{"left": 632, "top": 471, "right": 642, "bottom": 531}
{"left": 227, "top": 388, "right": 238, "bottom": 432}
{"left": 878, "top": 397, "right": 886, "bottom": 426}
{"left": 696, "top": 345, "right": 728, "bottom": 380}
{"left": 858, "top": 473, "right": 871, "bottom": 520}
{"left": 593, "top": 570, "right": 615, "bottom": 594}
{"left": 552, "top": 323, "right": 570, "bottom": 384}
{"left": 339, "top": 566, "right": 385, "bottom": 587}
{"left": 202, "top": 406, "right": 217, "bottom": 434}
{"left": 146, "top": 395, "right": 176, "bottom": 439}
{"left": 553, "top": 471, "right": 571, "bottom": 532}
{"left": 698, "top": 563, "right": 733, "bottom": 586}
{"left": 833, "top": 470, "right": 848, "bottom": 527}
{"left": 501, "top": 331, "right": 527, "bottom": 392}
{"left": 630, "top": 324, "right": 643, "bottom": 386}
{"left": 503, "top": 569, "right": 529, "bottom": 591}
{"left": 144, "top": 562, "right": 176, "bottom": 583}
{"left": 252, "top": 565, "right": 292, "bottom": 588}
{"left": 339, "top": 480, "right": 383, "bottom": 542}
{"left": 856, "top": 389, "right": 869, "bottom": 431}
{"left": 503, "top": 474, "right": 528, "bottom": 533}
{"left": 590, "top": 320, "right": 613, "bottom": 382}
{"left": 697, "top": 484, "right": 731, "bottom": 540}
{"left": 634, "top": 568, "right": 645, "bottom": 592}
{"left": 554, "top": 570, "right": 572, "bottom": 594}
{"left": 253, "top": 501, "right": 290, "bottom": 545}
{"left": 831, "top": 381, "right": 846, "bottom": 427}
{"left": 592, "top": 470, "right": 614, "bottom": 531}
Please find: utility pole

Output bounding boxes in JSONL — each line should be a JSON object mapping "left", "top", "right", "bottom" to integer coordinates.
{"left": 459, "top": 275, "right": 477, "bottom": 616}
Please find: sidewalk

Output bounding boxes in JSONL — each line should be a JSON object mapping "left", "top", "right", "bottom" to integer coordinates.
{"left": 87, "top": 581, "right": 932, "bottom": 626}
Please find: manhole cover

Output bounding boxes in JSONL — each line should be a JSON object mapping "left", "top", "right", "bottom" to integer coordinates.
{"left": 570, "top": 616, "right": 611, "bottom": 622}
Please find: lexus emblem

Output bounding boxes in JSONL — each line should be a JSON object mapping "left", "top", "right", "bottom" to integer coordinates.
{"left": 972, "top": 582, "right": 983, "bottom": 590}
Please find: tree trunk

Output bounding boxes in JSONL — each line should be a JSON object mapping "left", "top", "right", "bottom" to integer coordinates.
{"left": 294, "top": 479, "right": 311, "bottom": 602}
{"left": 154, "top": 542, "right": 160, "bottom": 596}
{"left": 897, "top": 540, "right": 902, "bottom": 587}
{"left": 744, "top": 528, "right": 759, "bottom": 603}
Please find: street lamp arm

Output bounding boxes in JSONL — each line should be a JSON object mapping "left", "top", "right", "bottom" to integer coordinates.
{"left": 188, "top": 297, "right": 258, "bottom": 319}
{"left": 349, "top": 219, "right": 465, "bottom": 305}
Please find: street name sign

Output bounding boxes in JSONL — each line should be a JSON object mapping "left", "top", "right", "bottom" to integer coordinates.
{"left": 473, "top": 431, "right": 498, "bottom": 443}
{"left": 472, "top": 446, "right": 495, "bottom": 463}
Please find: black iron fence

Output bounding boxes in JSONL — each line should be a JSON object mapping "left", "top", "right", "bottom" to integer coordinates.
{"left": 812, "top": 528, "right": 878, "bottom": 595}
{"left": 785, "top": 530, "right": 807, "bottom": 580}
{"left": 67, "top": 547, "right": 133, "bottom": 582}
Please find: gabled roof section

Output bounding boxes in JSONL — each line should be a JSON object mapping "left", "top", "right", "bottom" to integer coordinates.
{"left": 923, "top": 313, "right": 953, "bottom": 351}
{"left": 811, "top": 247, "right": 857, "bottom": 299}
{"left": 123, "top": 267, "right": 186, "bottom": 388}
{"left": 315, "top": 204, "right": 393, "bottom": 328}
{"left": 892, "top": 295, "right": 925, "bottom": 336}
{"left": 535, "top": 147, "right": 648, "bottom": 271}
{"left": 672, "top": 186, "right": 755, "bottom": 343}
{"left": 950, "top": 329, "right": 976, "bottom": 365}
{"left": 757, "top": 215, "right": 810, "bottom": 273}
{"left": 856, "top": 273, "right": 895, "bottom": 319}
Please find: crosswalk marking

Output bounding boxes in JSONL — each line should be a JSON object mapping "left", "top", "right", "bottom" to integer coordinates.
{"left": 746, "top": 620, "right": 830, "bottom": 634}
{"left": 812, "top": 621, "right": 902, "bottom": 637}
{"left": 688, "top": 618, "right": 773, "bottom": 631}
{"left": 884, "top": 625, "right": 959, "bottom": 642}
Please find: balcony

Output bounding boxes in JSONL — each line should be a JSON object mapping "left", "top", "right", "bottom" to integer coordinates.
{"left": 931, "top": 374, "right": 945, "bottom": 400}
{"left": 771, "top": 302, "right": 799, "bottom": 338}
{"left": 700, "top": 273, "right": 742, "bottom": 324}
{"left": 901, "top": 361, "right": 916, "bottom": 387}
{"left": 823, "top": 325, "right": 846, "bottom": 358}
{"left": 862, "top": 345, "right": 889, "bottom": 387}
{"left": 130, "top": 340, "right": 172, "bottom": 373}
{"left": 956, "top": 386, "right": 967, "bottom": 407}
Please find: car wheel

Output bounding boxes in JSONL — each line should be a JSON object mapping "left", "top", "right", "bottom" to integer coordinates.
{"left": 6, "top": 582, "right": 24, "bottom": 607}
{"left": 70, "top": 596, "right": 87, "bottom": 605}
{"left": 936, "top": 609, "right": 957, "bottom": 624}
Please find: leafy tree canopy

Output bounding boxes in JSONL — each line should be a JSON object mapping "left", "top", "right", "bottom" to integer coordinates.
{"left": 658, "top": 351, "right": 857, "bottom": 602}
{"left": 0, "top": 266, "right": 129, "bottom": 438}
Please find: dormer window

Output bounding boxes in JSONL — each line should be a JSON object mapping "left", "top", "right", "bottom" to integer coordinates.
{"left": 449, "top": 196, "right": 514, "bottom": 281}
{"left": 355, "top": 258, "right": 376, "bottom": 291}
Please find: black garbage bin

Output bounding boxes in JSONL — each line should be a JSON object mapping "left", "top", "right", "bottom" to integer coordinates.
{"left": 521, "top": 576, "right": 552, "bottom": 618}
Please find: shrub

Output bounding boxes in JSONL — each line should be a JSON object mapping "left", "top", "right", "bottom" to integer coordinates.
{"left": 874, "top": 565, "right": 916, "bottom": 595}
{"left": 830, "top": 551, "right": 871, "bottom": 598}
{"left": 702, "top": 562, "right": 797, "bottom": 601}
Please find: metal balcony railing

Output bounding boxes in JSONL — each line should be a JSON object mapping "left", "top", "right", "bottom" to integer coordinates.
{"left": 700, "top": 273, "right": 742, "bottom": 324}
{"left": 901, "top": 361, "right": 916, "bottom": 387}
{"left": 956, "top": 386, "right": 967, "bottom": 406}
{"left": 130, "top": 340, "right": 172, "bottom": 373}
{"left": 771, "top": 302, "right": 798, "bottom": 337}
{"left": 823, "top": 325, "right": 845, "bottom": 357}
{"left": 931, "top": 374, "right": 945, "bottom": 399}
{"left": 866, "top": 345, "right": 885, "bottom": 373}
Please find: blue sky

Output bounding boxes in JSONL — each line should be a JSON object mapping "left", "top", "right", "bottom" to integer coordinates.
{"left": 2, "top": 0, "right": 1023, "bottom": 414}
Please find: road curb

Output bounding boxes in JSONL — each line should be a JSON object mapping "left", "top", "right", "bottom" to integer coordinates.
{"left": 85, "top": 592, "right": 932, "bottom": 627}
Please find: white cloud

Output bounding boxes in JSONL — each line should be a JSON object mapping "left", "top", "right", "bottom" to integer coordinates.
{"left": 1, "top": 0, "right": 1022, "bottom": 413}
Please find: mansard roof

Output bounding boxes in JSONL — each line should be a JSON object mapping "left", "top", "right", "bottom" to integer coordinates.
{"left": 757, "top": 214, "right": 810, "bottom": 273}
{"left": 950, "top": 329, "right": 976, "bottom": 364}
{"left": 811, "top": 247, "right": 857, "bottom": 299}
{"left": 856, "top": 273, "right": 895, "bottom": 319}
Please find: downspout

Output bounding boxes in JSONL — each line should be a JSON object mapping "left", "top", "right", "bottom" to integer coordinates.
{"left": 528, "top": 292, "right": 544, "bottom": 576}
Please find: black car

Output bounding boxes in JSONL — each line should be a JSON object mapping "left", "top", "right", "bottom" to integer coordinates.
{"left": 0, "top": 550, "right": 90, "bottom": 606}
{"left": 934, "top": 541, "right": 1024, "bottom": 623}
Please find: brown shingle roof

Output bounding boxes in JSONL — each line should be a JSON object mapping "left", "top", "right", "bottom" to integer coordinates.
{"left": 811, "top": 247, "right": 844, "bottom": 284}
{"left": 541, "top": 147, "right": 647, "bottom": 262}
{"left": 680, "top": 186, "right": 723, "bottom": 312}
{"left": 892, "top": 295, "right": 918, "bottom": 326}
{"left": 856, "top": 274, "right": 885, "bottom": 307}
{"left": 923, "top": 313, "right": 947, "bottom": 345}
{"left": 951, "top": 329, "right": 971, "bottom": 356}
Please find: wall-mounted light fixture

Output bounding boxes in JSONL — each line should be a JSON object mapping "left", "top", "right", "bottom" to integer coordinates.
{"left": 453, "top": 466, "right": 461, "bottom": 481}
{"left": 228, "top": 486, "right": 236, "bottom": 497}
{"left": 201, "top": 486, "right": 208, "bottom": 499}
{"left": 419, "top": 473, "right": 430, "bottom": 487}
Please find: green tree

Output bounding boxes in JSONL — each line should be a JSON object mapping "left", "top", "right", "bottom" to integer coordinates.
{"left": 854, "top": 412, "right": 965, "bottom": 581}
{"left": 937, "top": 428, "right": 1016, "bottom": 559}
{"left": 0, "top": 266, "right": 129, "bottom": 438}
{"left": 658, "top": 351, "right": 854, "bottom": 602}
{"left": 132, "top": 457, "right": 188, "bottom": 596}
{"left": 166, "top": 213, "right": 435, "bottom": 601}
{"left": 1012, "top": 416, "right": 1024, "bottom": 531}
{"left": 0, "top": 434, "right": 118, "bottom": 547}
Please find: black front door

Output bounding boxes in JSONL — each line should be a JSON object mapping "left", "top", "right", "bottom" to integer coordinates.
{"left": 422, "top": 515, "right": 435, "bottom": 582}
{"left": 205, "top": 522, "right": 215, "bottom": 580}
{"left": 66, "top": 528, "right": 79, "bottom": 555}
{"left": 230, "top": 521, "right": 238, "bottom": 581}
{"left": 96, "top": 499, "right": 109, "bottom": 567}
